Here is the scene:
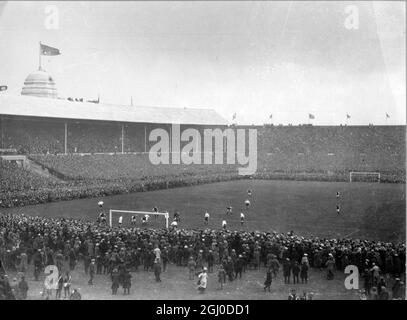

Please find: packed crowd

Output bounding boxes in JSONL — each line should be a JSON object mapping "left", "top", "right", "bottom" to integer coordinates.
{"left": 258, "top": 126, "right": 405, "bottom": 182}
{"left": 1, "top": 119, "right": 64, "bottom": 154}
{"left": 1, "top": 153, "right": 242, "bottom": 208}
{"left": 0, "top": 160, "right": 59, "bottom": 193}
{"left": 0, "top": 122, "right": 405, "bottom": 208}
{"left": 30, "top": 154, "right": 239, "bottom": 181}
{"left": 0, "top": 213, "right": 405, "bottom": 300}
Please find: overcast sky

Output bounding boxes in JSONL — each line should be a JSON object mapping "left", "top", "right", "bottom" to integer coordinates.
{"left": 0, "top": 1, "right": 405, "bottom": 125}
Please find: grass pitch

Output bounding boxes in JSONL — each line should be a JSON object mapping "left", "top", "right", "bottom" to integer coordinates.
{"left": 7, "top": 179, "right": 405, "bottom": 242}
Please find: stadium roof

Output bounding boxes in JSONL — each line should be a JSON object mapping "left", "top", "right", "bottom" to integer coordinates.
{"left": 0, "top": 94, "right": 228, "bottom": 126}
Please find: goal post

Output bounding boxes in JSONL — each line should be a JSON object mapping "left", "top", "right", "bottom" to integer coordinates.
{"left": 109, "top": 209, "right": 170, "bottom": 228}
{"left": 349, "top": 171, "right": 380, "bottom": 183}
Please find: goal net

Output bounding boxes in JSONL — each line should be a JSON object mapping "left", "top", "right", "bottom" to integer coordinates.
{"left": 349, "top": 172, "right": 380, "bottom": 183}
{"left": 109, "top": 209, "right": 169, "bottom": 228}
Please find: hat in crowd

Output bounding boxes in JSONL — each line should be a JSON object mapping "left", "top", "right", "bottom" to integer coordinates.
{"left": 98, "top": 201, "right": 104, "bottom": 207}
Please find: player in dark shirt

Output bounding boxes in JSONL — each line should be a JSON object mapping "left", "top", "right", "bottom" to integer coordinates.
{"left": 226, "top": 207, "right": 232, "bottom": 215}
{"left": 131, "top": 215, "right": 137, "bottom": 226}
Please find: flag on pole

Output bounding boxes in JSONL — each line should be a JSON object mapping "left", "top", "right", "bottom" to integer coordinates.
{"left": 308, "top": 113, "right": 315, "bottom": 119}
{"left": 232, "top": 112, "right": 237, "bottom": 120}
{"left": 346, "top": 114, "right": 351, "bottom": 119}
{"left": 386, "top": 113, "right": 390, "bottom": 118}
{"left": 269, "top": 114, "right": 273, "bottom": 119}
{"left": 40, "top": 43, "right": 61, "bottom": 56}
{"left": 0, "top": 85, "right": 7, "bottom": 92}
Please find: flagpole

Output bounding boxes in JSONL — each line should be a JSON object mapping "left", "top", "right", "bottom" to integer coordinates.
{"left": 39, "top": 42, "right": 42, "bottom": 71}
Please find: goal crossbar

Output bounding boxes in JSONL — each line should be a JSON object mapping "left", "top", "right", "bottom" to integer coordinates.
{"left": 349, "top": 171, "right": 380, "bottom": 183}
{"left": 109, "top": 209, "right": 170, "bottom": 228}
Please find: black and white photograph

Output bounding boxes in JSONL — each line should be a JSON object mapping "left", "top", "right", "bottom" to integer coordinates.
{"left": 0, "top": 0, "right": 405, "bottom": 303}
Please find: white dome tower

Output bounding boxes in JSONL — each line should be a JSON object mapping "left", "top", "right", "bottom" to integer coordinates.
{"left": 21, "top": 69, "right": 57, "bottom": 98}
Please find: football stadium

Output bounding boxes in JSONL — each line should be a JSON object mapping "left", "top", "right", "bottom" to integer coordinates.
{"left": 0, "top": 1, "right": 405, "bottom": 301}
{"left": 0, "top": 65, "right": 405, "bottom": 300}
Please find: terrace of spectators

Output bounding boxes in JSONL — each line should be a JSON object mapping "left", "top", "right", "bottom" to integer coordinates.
{"left": 0, "top": 121, "right": 405, "bottom": 207}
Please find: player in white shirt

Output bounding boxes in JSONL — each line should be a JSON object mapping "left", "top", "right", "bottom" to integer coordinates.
{"left": 97, "top": 201, "right": 106, "bottom": 224}
{"left": 245, "top": 199, "right": 250, "bottom": 208}
{"left": 336, "top": 192, "right": 340, "bottom": 199}
{"left": 118, "top": 216, "right": 123, "bottom": 226}
{"left": 204, "top": 212, "right": 210, "bottom": 225}
{"left": 240, "top": 212, "right": 245, "bottom": 226}
{"left": 336, "top": 205, "right": 340, "bottom": 215}
{"left": 142, "top": 214, "right": 150, "bottom": 225}
{"left": 222, "top": 220, "right": 227, "bottom": 230}
{"left": 247, "top": 189, "right": 252, "bottom": 197}
{"left": 226, "top": 207, "right": 232, "bottom": 215}
{"left": 171, "top": 220, "right": 178, "bottom": 228}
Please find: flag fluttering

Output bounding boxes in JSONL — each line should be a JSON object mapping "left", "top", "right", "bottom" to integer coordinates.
{"left": 232, "top": 112, "right": 237, "bottom": 120}
{"left": 39, "top": 42, "right": 61, "bottom": 70}
{"left": 346, "top": 114, "right": 351, "bottom": 119}
{"left": 0, "top": 85, "right": 7, "bottom": 92}
{"left": 386, "top": 113, "right": 390, "bottom": 118}
{"left": 308, "top": 113, "right": 315, "bottom": 119}
{"left": 269, "top": 114, "right": 273, "bottom": 119}
{"left": 40, "top": 43, "right": 61, "bottom": 56}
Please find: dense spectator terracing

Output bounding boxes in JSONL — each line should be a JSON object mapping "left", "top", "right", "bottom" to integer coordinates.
{"left": 1, "top": 119, "right": 64, "bottom": 154}
{"left": 0, "top": 155, "right": 241, "bottom": 208}
{"left": 257, "top": 125, "right": 405, "bottom": 180}
{"left": 1, "top": 118, "right": 404, "bottom": 168}
{"left": 0, "top": 123, "right": 405, "bottom": 207}
{"left": 0, "top": 161, "right": 59, "bottom": 193}
{"left": 30, "top": 154, "right": 239, "bottom": 181}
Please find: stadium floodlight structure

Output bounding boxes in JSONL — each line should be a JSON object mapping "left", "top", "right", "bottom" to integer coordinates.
{"left": 109, "top": 209, "right": 170, "bottom": 228}
{"left": 349, "top": 171, "right": 380, "bottom": 183}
